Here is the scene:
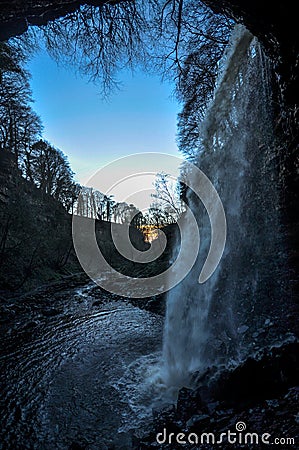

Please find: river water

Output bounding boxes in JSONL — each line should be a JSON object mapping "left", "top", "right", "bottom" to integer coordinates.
{"left": 0, "top": 283, "right": 164, "bottom": 449}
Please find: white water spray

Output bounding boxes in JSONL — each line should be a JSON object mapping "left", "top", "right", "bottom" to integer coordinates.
{"left": 162, "top": 25, "right": 276, "bottom": 388}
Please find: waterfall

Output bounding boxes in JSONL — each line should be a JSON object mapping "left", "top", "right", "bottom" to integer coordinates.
{"left": 162, "top": 25, "right": 286, "bottom": 389}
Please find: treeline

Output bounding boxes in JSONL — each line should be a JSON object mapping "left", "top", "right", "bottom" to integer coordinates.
{"left": 77, "top": 172, "right": 184, "bottom": 228}
{"left": 76, "top": 188, "right": 144, "bottom": 226}
{"left": 0, "top": 40, "right": 80, "bottom": 212}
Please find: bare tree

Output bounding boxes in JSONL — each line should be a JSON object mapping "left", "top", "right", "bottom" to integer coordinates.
{"left": 32, "top": 1, "right": 231, "bottom": 98}
{"left": 0, "top": 41, "right": 43, "bottom": 164}
{"left": 38, "top": 1, "right": 155, "bottom": 96}
{"left": 151, "top": 172, "right": 183, "bottom": 220}
{"left": 97, "top": 194, "right": 115, "bottom": 221}
{"left": 25, "top": 139, "right": 78, "bottom": 210}
{"left": 33, "top": 1, "right": 232, "bottom": 160}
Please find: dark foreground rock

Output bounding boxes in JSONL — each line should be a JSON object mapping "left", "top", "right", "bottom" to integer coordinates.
{"left": 133, "top": 342, "right": 299, "bottom": 449}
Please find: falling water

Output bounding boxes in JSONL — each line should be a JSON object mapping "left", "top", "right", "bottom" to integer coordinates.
{"left": 162, "top": 25, "right": 289, "bottom": 388}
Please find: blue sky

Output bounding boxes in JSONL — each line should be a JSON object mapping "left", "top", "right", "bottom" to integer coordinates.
{"left": 27, "top": 50, "right": 181, "bottom": 188}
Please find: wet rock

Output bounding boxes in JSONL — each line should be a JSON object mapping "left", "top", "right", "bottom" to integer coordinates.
{"left": 92, "top": 300, "right": 102, "bottom": 307}
{"left": 21, "top": 320, "right": 39, "bottom": 331}
{"left": 113, "top": 431, "right": 132, "bottom": 449}
{"left": 133, "top": 344, "right": 299, "bottom": 448}
{"left": 13, "top": 404, "right": 22, "bottom": 421}
{"left": 153, "top": 403, "right": 175, "bottom": 417}
{"left": 266, "top": 399, "right": 280, "bottom": 408}
{"left": 152, "top": 403, "right": 176, "bottom": 426}
{"left": 210, "top": 342, "right": 299, "bottom": 406}
{"left": 206, "top": 401, "right": 220, "bottom": 414}
{"left": 237, "top": 325, "right": 249, "bottom": 334}
{"left": 186, "top": 414, "right": 210, "bottom": 430}
{"left": 69, "top": 444, "right": 85, "bottom": 450}
{"left": 130, "top": 294, "right": 165, "bottom": 315}
{"left": 133, "top": 424, "right": 154, "bottom": 441}
{"left": 42, "top": 307, "right": 62, "bottom": 317}
{"left": 176, "top": 387, "right": 206, "bottom": 421}
{"left": 211, "top": 414, "right": 233, "bottom": 429}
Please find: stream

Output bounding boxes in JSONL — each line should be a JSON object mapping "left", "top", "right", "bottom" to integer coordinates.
{"left": 0, "top": 282, "right": 164, "bottom": 449}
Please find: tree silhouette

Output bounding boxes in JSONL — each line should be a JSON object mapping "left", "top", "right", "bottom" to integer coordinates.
{"left": 151, "top": 172, "right": 183, "bottom": 222}
{"left": 0, "top": 41, "right": 42, "bottom": 165}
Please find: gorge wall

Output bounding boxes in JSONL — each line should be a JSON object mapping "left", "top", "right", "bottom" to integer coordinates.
{"left": 0, "top": 151, "right": 149, "bottom": 293}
